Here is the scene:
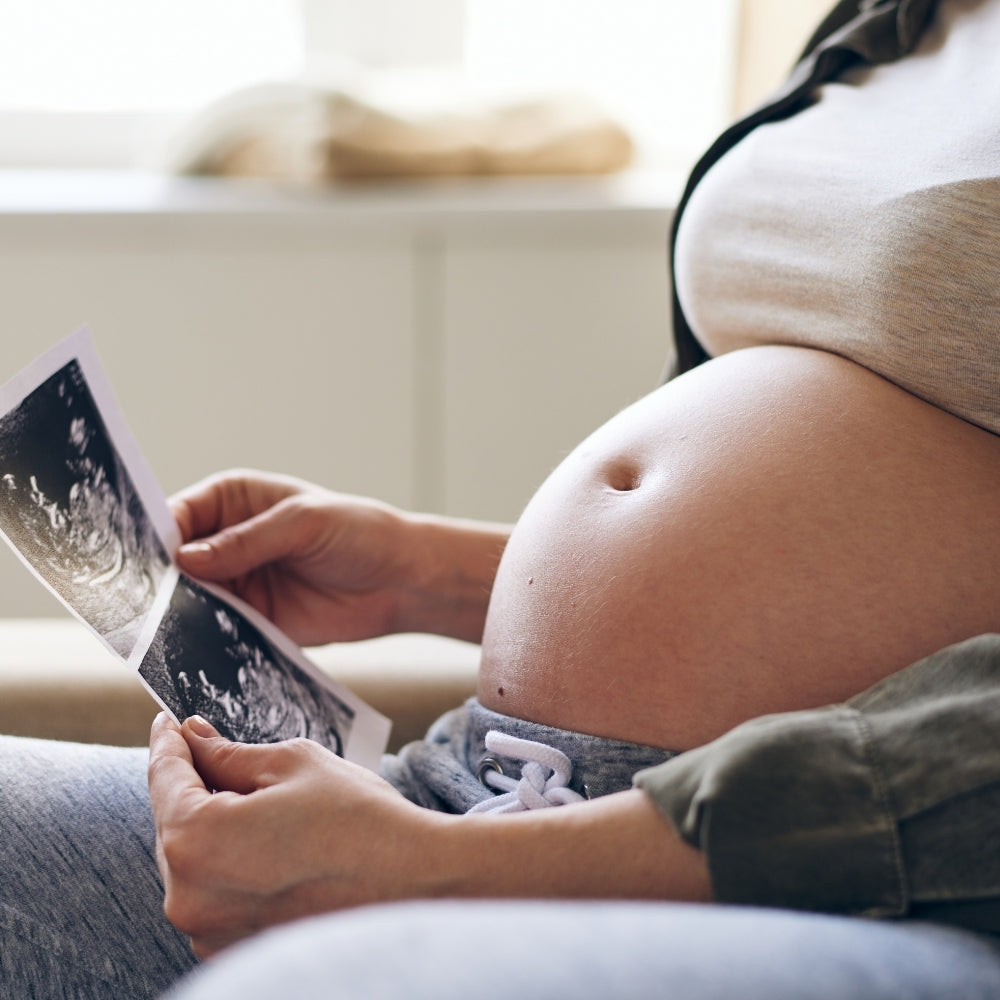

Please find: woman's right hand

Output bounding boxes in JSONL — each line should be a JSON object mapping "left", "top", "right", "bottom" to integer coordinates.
{"left": 170, "top": 469, "right": 509, "bottom": 647}
{"left": 149, "top": 712, "right": 711, "bottom": 959}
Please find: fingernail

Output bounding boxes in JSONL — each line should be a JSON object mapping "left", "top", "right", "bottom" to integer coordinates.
{"left": 185, "top": 715, "right": 220, "bottom": 738}
{"left": 178, "top": 541, "right": 212, "bottom": 558}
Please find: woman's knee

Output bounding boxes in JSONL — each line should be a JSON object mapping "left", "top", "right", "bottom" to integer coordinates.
{"left": 165, "top": 900, "right": 1000, "bottom": 1000}
{"left": 0, "top": 736, "right": 197, "bottom": 998}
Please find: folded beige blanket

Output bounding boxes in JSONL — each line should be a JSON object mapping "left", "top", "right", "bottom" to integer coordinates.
{"left": 166, "top": 84, "right": 633, "bottom": 182}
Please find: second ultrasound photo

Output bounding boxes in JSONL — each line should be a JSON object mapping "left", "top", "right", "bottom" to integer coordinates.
{"left": 139, "top": 575, "right": 355, "bottom": 754}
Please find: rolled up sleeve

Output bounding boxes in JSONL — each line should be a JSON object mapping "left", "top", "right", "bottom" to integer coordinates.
{"left": 634, "top": 634, "right": 1000, "bottom": 933}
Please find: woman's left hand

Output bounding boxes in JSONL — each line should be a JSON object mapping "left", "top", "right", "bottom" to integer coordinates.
{"left": 147, "top": 713, "right": 440, "bottom": 958}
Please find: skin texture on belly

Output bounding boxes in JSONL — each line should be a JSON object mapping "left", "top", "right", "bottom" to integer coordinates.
{"left": 478, "top": 345, "right": 1000, "bottom": 750}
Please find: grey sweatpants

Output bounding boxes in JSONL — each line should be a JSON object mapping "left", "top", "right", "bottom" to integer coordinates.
{"left": 381, "top": 697, "right": 677, "bottom": 811}
{"left": 0, "top": 737, "right": 196, "bottom": 998}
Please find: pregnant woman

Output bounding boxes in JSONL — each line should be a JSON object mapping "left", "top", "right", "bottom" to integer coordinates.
{"left": 4, "top": 1, "right": 1000, "bottom": 997}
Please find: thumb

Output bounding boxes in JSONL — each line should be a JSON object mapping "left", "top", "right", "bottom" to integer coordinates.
{"left": 181, "top": 715, "right": 271, "bottom": 795}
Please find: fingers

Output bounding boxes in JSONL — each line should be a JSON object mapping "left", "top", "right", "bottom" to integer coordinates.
{"left": 149, "top": 713, "right": 268, "bottom": 805}
{"left": 180, "top": 501, "right": 315, "bottom": 585}
{"left": 169, "top": 469, "right": 349, "bottom": 593}
{"left": 182, "top": 715, "right": 277, "bottom": 795}
{"left": 149, "top": 713, "right": 331, "bottom": 956}
{"left": 147, "top": 712, "right": 211, "bottom": 820}
{"left": 150, "top": 710, "right": 423, "bottom": 955}
{"left": 169, "top": 469, "right": 303, "bottom": 547}
{"left": 151, "top": 716, "right": 272, "bottom": 941}
{"left": 169, "top": 472, "right": 232, "bottom": 544}
{"left": 180, "top": 714, "right": 332, "bottom": 795}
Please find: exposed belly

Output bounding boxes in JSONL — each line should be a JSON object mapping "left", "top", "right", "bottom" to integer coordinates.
{"left": 478, "top": 345, "right": 1000, "bottom": 749}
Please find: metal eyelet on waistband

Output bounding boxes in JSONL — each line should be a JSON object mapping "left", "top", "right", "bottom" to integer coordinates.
{"left": 476, "top": 755, "right": 505, "bottom": 785}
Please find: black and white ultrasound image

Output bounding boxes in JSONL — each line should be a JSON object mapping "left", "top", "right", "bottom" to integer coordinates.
{"left": 0, "top": 361, "right": 170, "bottom": 656}
{"left": 139, "top": 575, "right": 353, "bottom": 754}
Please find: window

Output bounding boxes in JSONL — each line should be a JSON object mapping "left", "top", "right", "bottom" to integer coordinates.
{"left": 0, "top": 0, "right": 302, "bottom": 166}
{"left": 0, "top": 0, "right": 302, "bottom": 112}
{"left": 464, "top": 1, "right": 739, "bottom": 168}
{"left": 0, "top": 0, "right": 740, "bottom": 171}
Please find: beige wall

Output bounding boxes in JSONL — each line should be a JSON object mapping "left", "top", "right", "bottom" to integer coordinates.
{"left": 734, "top": 0, "right": 837, "bottom": 113}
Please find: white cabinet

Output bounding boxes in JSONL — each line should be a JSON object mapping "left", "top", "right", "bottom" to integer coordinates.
{"left": 0, "top": 229, "right": 417, "bottom": 500}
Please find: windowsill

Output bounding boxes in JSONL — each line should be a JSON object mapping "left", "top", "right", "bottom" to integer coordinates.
{"left": 0, "top": 167, "right": 683, "bottom": 231}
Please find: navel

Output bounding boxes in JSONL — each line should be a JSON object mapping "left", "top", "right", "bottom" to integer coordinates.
{"left": 603, "top": 459, "right": 643, "bottom": 493}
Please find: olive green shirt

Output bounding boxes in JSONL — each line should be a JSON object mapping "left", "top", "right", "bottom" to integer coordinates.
{"left": 636, "top": 635, "right": 1000, "bottom": 933}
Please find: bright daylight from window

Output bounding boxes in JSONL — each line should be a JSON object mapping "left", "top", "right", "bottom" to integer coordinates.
{"left": 0, "top": 0, "right": 303, "bottom": 111}
{"left": 0, "top": 0, "right": 738, "bottom": 170}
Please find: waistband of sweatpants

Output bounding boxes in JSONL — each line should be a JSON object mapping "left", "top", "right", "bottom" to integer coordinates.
{"left": 381, "top": 697, "right": 678, "bottom": 813}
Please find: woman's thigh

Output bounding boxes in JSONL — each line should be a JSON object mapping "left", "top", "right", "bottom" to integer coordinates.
{"left": 0, "top": 735, "right": 197, "bottom": 1000}
{"left": 166, "top": 899, "right": 1000, "bottom": 1000}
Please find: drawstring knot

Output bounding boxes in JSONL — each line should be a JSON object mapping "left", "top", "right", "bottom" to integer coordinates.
{"left": 468, "top": 730, "right": 586, "bottom": 814}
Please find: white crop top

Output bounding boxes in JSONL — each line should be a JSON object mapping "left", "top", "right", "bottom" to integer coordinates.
{"left": 674, "top": 0, "right": 1000, "bottom": 434}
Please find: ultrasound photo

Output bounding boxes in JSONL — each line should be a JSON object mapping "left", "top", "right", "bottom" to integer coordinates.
{"left": 0, "top": 360, "right": 170, "bottom": 656}
{"left": 0, "top": 328, "right": 389, "bottom": 767}
{"left": 139, "top": 575, "right": 354, "bottom": 754}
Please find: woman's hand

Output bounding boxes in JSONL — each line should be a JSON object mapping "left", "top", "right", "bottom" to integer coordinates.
{"left": 148, "top": 713, "right": 444, "bottom": 958}
{"left": 149, "top": 714, "right": 712, "bottom": 959}
{"left": 170, "top": 469, "right": 509, "bottom": 646}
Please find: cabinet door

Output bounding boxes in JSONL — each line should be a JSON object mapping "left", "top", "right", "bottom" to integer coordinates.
{"left": 0, "top": 224, "right": 416, "bottom": 617}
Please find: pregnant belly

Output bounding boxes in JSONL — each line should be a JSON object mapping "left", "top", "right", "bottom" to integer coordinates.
{"left": 477, "top": 345, "right": 1000, "bottom": 750}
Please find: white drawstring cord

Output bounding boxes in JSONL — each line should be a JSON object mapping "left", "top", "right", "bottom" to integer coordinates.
{"left": 467, "top": 730, "right": 587, "bottom": 814}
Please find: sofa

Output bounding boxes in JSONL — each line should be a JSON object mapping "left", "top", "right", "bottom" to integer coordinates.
{"left": 0, "top": 617, "right": 480, "bottom": 752}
